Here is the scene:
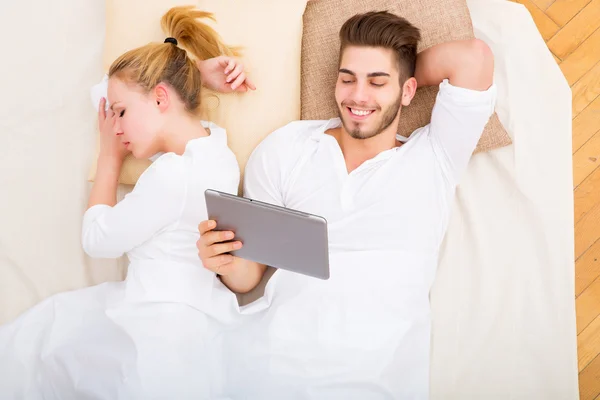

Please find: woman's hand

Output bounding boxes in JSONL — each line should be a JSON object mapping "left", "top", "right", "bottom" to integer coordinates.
{"left": 197, "top": 56, "right": 257, "bottom": 93}
{"left": 98, "top": 97, "right": 129, "bottom": 162}
{"left": 87, "top": 98, "right": 127, "bottom": 209}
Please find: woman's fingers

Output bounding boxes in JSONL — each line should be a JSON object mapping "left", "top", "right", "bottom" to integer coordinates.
{"left": 230, "top": 71, "right": 248, "bottom": 91}
{"left": 226, "top": 63, "right": 243, "bottom": 84}
{"left": 216, "top": 56, "right": 255, "bottom": 91}
{"left": 244, "top": 76, "right": 257, "bottom": 91}
{"left": 98, "top": 98, "right": 106, "bottom": 121}
{"left": 224, "top": 58, "right": 236, "bottom": 75}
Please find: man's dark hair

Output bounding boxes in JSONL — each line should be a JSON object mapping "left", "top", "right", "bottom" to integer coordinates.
{"left": 339, "top": 11, "right": 421, "bottom": 82}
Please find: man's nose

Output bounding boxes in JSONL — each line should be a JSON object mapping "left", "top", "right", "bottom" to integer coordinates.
{"left": 350, "top": 81, "right": 370, "bottom": 104}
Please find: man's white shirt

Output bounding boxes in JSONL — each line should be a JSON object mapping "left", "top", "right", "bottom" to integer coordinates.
{"left": 227, "top": 79, "right": 497, "bottom": 399}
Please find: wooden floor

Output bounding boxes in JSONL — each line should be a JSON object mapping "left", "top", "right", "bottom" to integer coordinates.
{"left": 511, "top": 0, "right": 600, "bottom": 397}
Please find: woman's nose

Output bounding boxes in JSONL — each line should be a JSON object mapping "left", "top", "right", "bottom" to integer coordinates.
{"left": 113, "top": 120, "right": 123, "bottom": 135}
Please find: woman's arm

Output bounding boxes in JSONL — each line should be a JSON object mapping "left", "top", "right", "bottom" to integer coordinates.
{"left": 87, "top": 156, "right": 122, "bottom": 209}
{"left": 82, "top": 157, "right": 186, "bottom": 258}
{"left": 83, "top": 98, "right": 183, "bottom": 258}
{"left": 196, "top": 56, "right": 256, "bottom": 93}
{"left": 87, "top": 98, "right": 128, "bottom": 210}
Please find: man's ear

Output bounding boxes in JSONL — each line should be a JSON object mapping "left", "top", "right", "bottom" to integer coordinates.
{"left": 401, "top": 77, "right": 418, "bottom": 107}
{"left": 154, "top": 83, "right": 169, "bottom": 112}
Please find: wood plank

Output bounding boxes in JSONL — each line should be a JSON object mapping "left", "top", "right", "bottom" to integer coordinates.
{"left": 575, "top": 166, "right": 600, "bottom": 222}
{"left": 573, "top": 95, "right": 600, "bottom": 152}
{"left": 579, "top": 354, "right": 600, "bottom": 400}
{"left": 578, "top": 313, "right": 600, "bottom": 371}
{"left": 560, "top": 27, "right": 600, "bottom": 85}
{"left": 573, "top": 131, "right": 600, "bottom": 187}
{"left": 531, "top": 0, "right": 557, "bottom": 10}
{"left": 547, "top": 0, "right": 600, "bottom": 58}
{"left": 561, "top": 0, "right": 600, "bottom": 396}
{"left": 575, "top": 202, "right": 600, "bottom": 259}
{"left": 577, "top": 276, "right": 600, "bottom": 333}
{"left": 547, "top": 0, "right": 594, "bottom": 26}
{"left": 576, "top": 238, "right": 600, "bottom": 297}
{"left": 553, "top": 52, "right": 562, "bottom": 64}
{"left": 572, "top": 62, "right": 600, "bottom": 117}
{"left": 514, "top": 0, "right": 561, "bottom": 40}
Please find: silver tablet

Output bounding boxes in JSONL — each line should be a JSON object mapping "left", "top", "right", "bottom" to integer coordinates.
{"left": 204, "top": 189, "right": 330, "bottom": 280}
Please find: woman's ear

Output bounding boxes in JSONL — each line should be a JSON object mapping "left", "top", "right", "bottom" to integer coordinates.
{"left": 401, "top": 77, "right": 418, "bottom": 107}
{"left": 154, "top": 83, "right": 169, "bottom": 112}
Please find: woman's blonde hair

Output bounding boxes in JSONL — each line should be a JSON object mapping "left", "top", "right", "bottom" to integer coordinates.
{"left": 108, "top": 6, "right": 237, "bottom": 116}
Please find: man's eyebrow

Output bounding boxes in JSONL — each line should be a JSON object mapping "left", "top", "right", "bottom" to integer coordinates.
{"left": 338, "top": 69, "right": 390, "bottom": 78}
{"left": 367, "top": 72, "right": 390, "bottom": 78}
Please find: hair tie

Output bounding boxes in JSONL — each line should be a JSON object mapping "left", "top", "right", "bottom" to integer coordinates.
{"left": 164, "top": 37, "right": 178, "bottom": 46}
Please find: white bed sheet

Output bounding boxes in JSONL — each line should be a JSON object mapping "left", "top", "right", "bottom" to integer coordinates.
{"left": 0, "top": 0, "right": 578, "bottom": 398}
{"left": 0, "top": 0, "right": 126, "bottom": 324}
{"left": 430, "top": 1, "right": 578, "bottom": 398}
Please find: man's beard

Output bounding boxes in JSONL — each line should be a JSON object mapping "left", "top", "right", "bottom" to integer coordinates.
{"left": 338, "top": 96, "right": 402, "bottom": 140}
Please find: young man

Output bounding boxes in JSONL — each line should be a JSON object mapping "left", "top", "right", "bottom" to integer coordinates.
{"left": 198, "top": 11, "right": 495, "bottom": 398}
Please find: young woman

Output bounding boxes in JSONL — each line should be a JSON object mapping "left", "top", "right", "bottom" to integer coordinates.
{"left": 0, "top": 6, "right": 252, "bottom": 399}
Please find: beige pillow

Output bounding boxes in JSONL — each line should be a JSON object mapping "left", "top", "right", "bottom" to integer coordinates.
{"left": 301, "top": 0, "right": 511, "bottom": 153}
{"left": 92, "top": 0, "right": 307, "bottom": 185}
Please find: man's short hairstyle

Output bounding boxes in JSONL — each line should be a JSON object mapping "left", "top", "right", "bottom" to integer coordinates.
{"left": 339, "top": 11, "right": 421, "bottom": 83}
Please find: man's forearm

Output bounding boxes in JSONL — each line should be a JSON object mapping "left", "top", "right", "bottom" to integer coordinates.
{"left": 220, "top": 259, "right": 267, "bottom": 294}
{"left": 414, "top": 39, "right": 494, "bottom": 91}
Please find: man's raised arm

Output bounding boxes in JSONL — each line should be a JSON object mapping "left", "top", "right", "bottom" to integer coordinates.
{"left": 415, "top": 39, "right": 494, "bottom": 91}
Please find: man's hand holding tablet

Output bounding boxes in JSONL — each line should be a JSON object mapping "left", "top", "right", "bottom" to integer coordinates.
{"left": 197, "top": 220, "right": 267, "bottom": 294}
{"left": 197, "top": 189, "right": 330, "bottom": 294}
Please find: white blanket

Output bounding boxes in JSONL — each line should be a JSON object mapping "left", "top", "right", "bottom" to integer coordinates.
{"left": 429, "top": 0, "right": 578, "bottom": 397}
{"left": 0, "top": 0, "right": 577, "bottom": 398}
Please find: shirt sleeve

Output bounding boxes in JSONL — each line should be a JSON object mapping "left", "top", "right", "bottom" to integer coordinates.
{"left": 81, "top": 155, "right": 186, "bottom": 258}
{"left": 428, "top": 79, "right": 497, "bottom": 184}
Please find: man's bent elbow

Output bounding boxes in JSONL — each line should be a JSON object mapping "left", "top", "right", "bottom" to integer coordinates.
{"left": 469, "top": 39, "right": 494, "bottom": 90}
